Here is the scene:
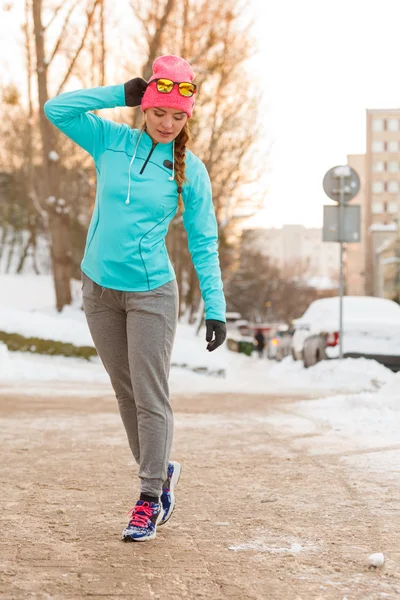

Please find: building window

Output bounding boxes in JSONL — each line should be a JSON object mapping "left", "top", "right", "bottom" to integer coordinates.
{"left": 373, "top": 161, "right": 385, "bottom": 172}
{"left": 373, "top": 181, "right": 384, "bottom": 193}
{"left": 388, "top": 201, "right": 399, "bottom": 214}
{"left": 372, "top": 118, "right": 385, "bottom": 132}
{"left": 372, "top": 201, "right": 384, "bottom": 214}
{"left": 388, "top": 181, "right": 400, "bottom": 193}
{"left": 372, "top": 141, "right": 385, "bottom": 152}
{"left": 387, "top": 118, "right": 400, "bottom": 132}
{"left": 387, "top": 160, "right": 400, "bottom": 173}
{"left": 388, "top": 141, "right": 400, "bottom": 152}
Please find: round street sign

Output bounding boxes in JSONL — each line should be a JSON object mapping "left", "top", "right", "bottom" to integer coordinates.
{"left": 323, "top": 165, "right": 360, "bottom": 203}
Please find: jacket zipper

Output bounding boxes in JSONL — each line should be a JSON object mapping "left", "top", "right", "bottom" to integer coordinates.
{"left": 139, "top": 142, "right": 157, "bottom": 175}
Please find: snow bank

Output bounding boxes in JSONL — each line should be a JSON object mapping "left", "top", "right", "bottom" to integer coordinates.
{"left": 371, "top": 370, "right": 400, "bottom": 409}
{"left": 0, "top": 304, "right": 93, "bottom": 346}
{"left": 266, "top": 356, "right": 394, "bottom": 393}
{"left": 0, "top": 342, "right": 108, "bottom": 383}
{"left": 0, "top": 274, "right": 396, "bottom": 397}
{"left": 297, "top": 295, "right": 400, "bottom": 329}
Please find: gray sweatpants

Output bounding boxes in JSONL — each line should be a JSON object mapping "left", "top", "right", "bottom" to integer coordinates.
{"left": 81, "top": 271, "right": 179, "bottom": 497}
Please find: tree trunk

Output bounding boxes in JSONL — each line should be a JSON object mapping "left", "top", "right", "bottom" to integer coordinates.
{"left": 131, "top": 0, "right": 176, "bottom": 129}
{"left": 99, "top": 0, "right": 105, "bottom": 86}
{"left": 5, "top": 228, "right": 17, "bottom": 273}
{"left": 0, "top": 224, "right": 8, "bottom": 264}
{"left": 30, "top": 225, "right": 40, "bottom": 274}
{"left": 16, "top": 230, "right": 34, "bottom": 274}
{"left": 32, "top": 0, "right": 71, "bottom": 311}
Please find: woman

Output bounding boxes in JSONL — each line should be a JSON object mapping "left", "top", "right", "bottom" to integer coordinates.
{"left": 44, "top": 55, "right": 226, "bottom": 542}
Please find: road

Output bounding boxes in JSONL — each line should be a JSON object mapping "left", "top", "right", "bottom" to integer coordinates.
{"left": 1, "top": 384, "right": 399, "bottom": 599}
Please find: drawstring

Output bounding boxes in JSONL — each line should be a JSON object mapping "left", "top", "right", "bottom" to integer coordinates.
{"left": 169, "top": 140, "right": 175, "bottom": 182}
{"left": 125, "top": 131, "right": 175, "bottom": 206}
{"left": 125, "top": 129, "right": 145, "bottom": 205}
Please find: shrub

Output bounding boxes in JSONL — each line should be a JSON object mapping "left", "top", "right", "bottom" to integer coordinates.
{"left": 0, "top": 331, "right": 97, "bottom": 360}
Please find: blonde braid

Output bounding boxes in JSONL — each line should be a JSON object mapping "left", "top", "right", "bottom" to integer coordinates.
{"left": 174, "top": 121, "right": 191, "bottom": 212}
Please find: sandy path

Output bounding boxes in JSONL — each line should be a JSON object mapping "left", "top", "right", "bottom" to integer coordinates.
{"left": 0, "top": 386, "right": 399, "bottom": 599}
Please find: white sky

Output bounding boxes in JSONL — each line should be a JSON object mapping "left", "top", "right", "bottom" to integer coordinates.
{"left": 250, "top": 0, "right": 400, "bottom": 227}
{"left": 1, "top": 0, "right": 400, "bottom": 228}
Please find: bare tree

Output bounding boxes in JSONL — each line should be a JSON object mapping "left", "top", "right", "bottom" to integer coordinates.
{"left": 129, "top": 0, "right": 267, "bottom": 322}
{"left": 31, "top": 0, "right": 101, "bottom": 310}
{"left": 226, "top": 240, "right": 337, "bottom": 325}
{"left": 128, "top": 0, "right": 177, "bottom": 127}
{"left": 0, "top": 84, "right": 46, "bottom": 274}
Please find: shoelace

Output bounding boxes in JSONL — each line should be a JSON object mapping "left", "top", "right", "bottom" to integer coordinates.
{"left": 126, "top": 502, "right": 154, "bottom": 528}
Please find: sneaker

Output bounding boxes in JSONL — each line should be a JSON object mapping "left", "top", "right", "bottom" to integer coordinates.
{"left": 159, "top": 461, "right": 182, "bottom": 526}
{"left": 122, "top": 500, "right": 163, "bottom": 542}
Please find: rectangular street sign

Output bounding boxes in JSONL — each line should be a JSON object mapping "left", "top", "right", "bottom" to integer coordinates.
{"left": 323, "top": 205, "right": 361, "bottom": 243}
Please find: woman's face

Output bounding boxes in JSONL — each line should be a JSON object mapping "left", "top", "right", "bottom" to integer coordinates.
{"left": 145, "top": 107, "right": 188, "bottom": 144}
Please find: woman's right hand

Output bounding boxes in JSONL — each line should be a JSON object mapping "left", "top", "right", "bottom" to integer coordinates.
{"left": 124, "top": 77, "right": 148, "bottom": 107}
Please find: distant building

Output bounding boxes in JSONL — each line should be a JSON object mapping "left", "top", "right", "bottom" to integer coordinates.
{"left": 346, "top": 154, "right": 367, "bottom": 295}
{"left": 241, "top": 225, "right": 339, "bottom": 284}
{"left": 345, "top": 110, "right": 400, "bottom": 296}
{"left": 365, "top": 109, "right": 400, "bottom": 295}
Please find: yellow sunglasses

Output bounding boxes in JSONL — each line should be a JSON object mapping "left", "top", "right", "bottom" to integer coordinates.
{"left": 149, "top": 78, "right": 197, "bottom": 98}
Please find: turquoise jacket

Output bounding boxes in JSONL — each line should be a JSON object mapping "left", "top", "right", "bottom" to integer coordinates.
{"left": 44, "top": 84, "right": 226, "bottom": 322}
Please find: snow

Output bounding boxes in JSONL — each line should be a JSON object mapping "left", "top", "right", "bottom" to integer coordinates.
{"left": 260, "top": 373, "right": 400, "bottom": 461}
{"left": 369, "top": 223, "right": 397, "bottom": 232}
{"left": 306, "top": 275, "right": 338, "bottom": 290}
{"left": 0, "top": 231, "right": 51, "bottom": 275}
{"left": 1, "top": 274, "right": 400, "bottom": 494}
{"left": 267, "top": 355, "right": 393, "bottom": 392}
{"left": 382, "top": 256, "right": 400, "bottom": 265}
{"left": 0, "top": 306, "right": 92, "bottom": 346}
{"left": 48, "top": 150, "right": 60, "bottom": 161}
{"left": 0, "top": 275, "right": 396, "bottom": 397}
{"left": 368, "top": 553, "right": 385, "bottom": 567}
{"left": 293, "top": 295, "right": 400, "bottom": 356}
{"left": 298, "top": 295, "right": 400, "bottom": 326}
{"left": 0, "top": 345, "right": 108, "bottom": 384}
{"left": 333, "top": 166, "right": 351, "bottom": 177}
{"left": 228, "top": 540, "right": 311, "bottom": 553}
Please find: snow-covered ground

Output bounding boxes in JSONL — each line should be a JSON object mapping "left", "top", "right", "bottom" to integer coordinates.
{"left": 1, "top": 274, "right": 399, "bottom": 468}
{"left": 0, "top": 274, "right": 395, "bottom": 394}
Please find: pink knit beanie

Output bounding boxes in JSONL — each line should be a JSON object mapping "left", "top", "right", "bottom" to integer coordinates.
{"left": 141, "top": 55, "right": 196, "bottom": 118}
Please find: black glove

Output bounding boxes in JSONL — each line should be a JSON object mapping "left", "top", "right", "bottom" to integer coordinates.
{"left": 205, "top": 320, "right": 227, "bottom": 352}
{"left": 124, "top": 77, "right": 148, "bottom": 107}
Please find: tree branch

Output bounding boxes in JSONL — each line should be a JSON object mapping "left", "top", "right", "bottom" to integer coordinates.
{"left": 130, "top": 0, "right": 176, "bottom": 79}
{"left": 56, "top": 0, "right": 100, "bottom": 95}
{"left": 47, "top": 0, "right": 81, "bottom": 67}
{"left": 43, "top": 0, "right": 64, "bottom": 29}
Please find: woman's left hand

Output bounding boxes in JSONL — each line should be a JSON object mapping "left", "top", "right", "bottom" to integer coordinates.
{"left": 205, "top": 320, "right": 227, "bottom": 352}
{"left": 124, "top": 77, "right": 148, "bottom": 107}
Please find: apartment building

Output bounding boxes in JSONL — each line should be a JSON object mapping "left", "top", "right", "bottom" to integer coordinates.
{"left": 345, "top": 154, "right": 366, "bottom": 295}
{"left": 365, "top": 109, "right": 400, "bottom": 295}
{"left": 344, "top": 111, "right": 400, "bottom": 296}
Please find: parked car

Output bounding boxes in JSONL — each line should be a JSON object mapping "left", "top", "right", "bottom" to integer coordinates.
{"left": 291, "top": 317, "right": 307, "bottom": 361}
{"left": 267, "top": 329, "right": 293, "bottom": 361}
{"left": 293, "top": 296, "right": 400, "bottom": 371}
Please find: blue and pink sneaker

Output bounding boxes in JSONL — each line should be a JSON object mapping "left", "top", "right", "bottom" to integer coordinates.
{"left": 122, "top": 500, "right": 163, "bottom": 542}
{"left": 159, "top": 461, "right": 182, "bottom": 526}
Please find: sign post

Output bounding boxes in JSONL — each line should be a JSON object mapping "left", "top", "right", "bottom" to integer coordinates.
{"left": 323, "top": 165, "right": 360, "bottom": 359}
